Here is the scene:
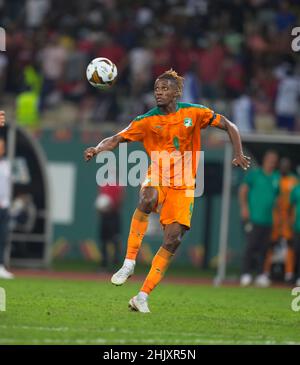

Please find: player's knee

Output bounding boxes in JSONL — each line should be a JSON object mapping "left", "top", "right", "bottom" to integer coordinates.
{"left": 163, "top": 233, "right": 182, "bottom": 253}
{"left": 138, "top": 190, "right": 157, "bottom": 213}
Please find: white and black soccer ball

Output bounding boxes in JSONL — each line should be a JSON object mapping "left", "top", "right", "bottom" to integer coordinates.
{"left": 86, "top": 57, "right": 118, "bottom": 90}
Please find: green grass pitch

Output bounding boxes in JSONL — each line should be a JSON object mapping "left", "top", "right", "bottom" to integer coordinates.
{"left": 0, "top": 277, "right": 299, "bottom": 345}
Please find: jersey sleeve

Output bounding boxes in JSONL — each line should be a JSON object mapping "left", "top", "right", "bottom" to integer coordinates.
{"left": 195, "top": 107, "right": 221, "bottom": 129}
{"left": 118, "top": 118, "right": 147, "bottom": 142}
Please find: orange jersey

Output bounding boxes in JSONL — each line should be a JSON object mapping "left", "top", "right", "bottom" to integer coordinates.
{"left": 272, "top": 174, "right": 298, "bottom": 240}
{"left": 118, "top": 102, "right": 221, "bottom": 189}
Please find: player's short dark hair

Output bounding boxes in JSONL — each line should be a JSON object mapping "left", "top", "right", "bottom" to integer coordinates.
{"left": 264, "top": 149, "right": 278, "bottom": 157}
{"left": 157, "top": 69, "right": 184, "bottom": 97}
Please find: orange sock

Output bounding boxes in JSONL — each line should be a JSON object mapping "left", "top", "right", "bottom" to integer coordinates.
{"left": 285, "top": 246, "right": 295, "bottom": 275}
{"left": 140, "top": 247, "right": 174, "bottom": 295}
{"left": 125, "top": 209, "right": 149, "bottom": 260}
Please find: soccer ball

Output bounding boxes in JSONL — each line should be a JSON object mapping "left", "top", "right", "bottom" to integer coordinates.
{"left": 86, "top": 57, "right": 118, "bottom": 90}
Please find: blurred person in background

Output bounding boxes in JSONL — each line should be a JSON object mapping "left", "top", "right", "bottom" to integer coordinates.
{"left": 0, "top": 137, "right": 14, "bottom": 279}
{"left": 181, "top": 62, "right": 201, "bottom": 104}
{"left": 275, "top": 65, "right": 300, "bottom": 132}
{"left": 197, "top": 34, "right": 225, "bottom": 100}
{"left": 128, "top": 38, "right": 153, "bottom": 96}
{"left": 152, "top": 35, "right": 174, "bottom": 79}
{"left": 61, "top": 39, "right": 89, "bottom": 103}
{"left": 239, "top": 150, "right": 279, "bottom": 287}
{"left": 38, "top": 35, "right": 68, "bottom": 111}
{"left": 95, "top": 180, "right": 124, "bottom": 272}
{"left": 264, "top": 158, "right": 298, "bottom": 284}
{"left": 16, "top": 86, "right": 40, "bottom": 130}
{"left": 275, "top": 0, "right": 297, "bottom": 33}
{"left": 222, "top": 54, "right": 246, "bottom": 99}
{"left": 25, "top": 0, "right": 50, "bottom": 29}
{"left": 252, "top": 88, "right": 275, "bottom": 132}
{"left": 290, "top": 181, "right": 300, "bottom": 287}
{"left": 231, "top": 91, "right": 254, "bottom": 133}
{"left": 23, "top": 63, "right": 42, "bottom": 96}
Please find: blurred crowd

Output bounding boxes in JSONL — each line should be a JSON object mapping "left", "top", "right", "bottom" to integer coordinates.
{"left": 0, "top": 0, "right": 300, "bottom": 131}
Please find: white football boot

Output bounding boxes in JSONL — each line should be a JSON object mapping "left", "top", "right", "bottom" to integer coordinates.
{"left": 111, "top": 259, "right": 135, "bottom": 286}
{"left": 255, "top": 274, "right": 271, "bottom": 288}
{"left": 128, "top": 294, "right": 150, "bottom": 313}
{"left": 240, "top": 274, "right": 253, "bottom": 287}
{"left": 0, "top": 266, "right": 14, "bottom": 279}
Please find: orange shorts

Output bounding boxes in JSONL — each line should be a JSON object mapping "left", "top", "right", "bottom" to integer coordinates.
{"left": 141, "top": 183, "right": 195, "bottom": 229}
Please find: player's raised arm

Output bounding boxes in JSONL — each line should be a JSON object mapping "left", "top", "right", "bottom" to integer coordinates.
{"left": 84, "top": 134, "right": 126, "bottom": 162}
{"left": 215, "top": 115, "right": 251, "bottom": 171}
{"left": 0, "top": 111, "right": 5, "bottom": 127}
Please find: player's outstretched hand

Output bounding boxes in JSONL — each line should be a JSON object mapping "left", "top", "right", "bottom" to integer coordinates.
{"left": 84, "top": 147, "right": 97, "bottom": 162}
{"left": 0, "top": 110, "right": 5, "bottom": 127}
{"left": 232, "top": 154, "right": 251, "bottom": 171}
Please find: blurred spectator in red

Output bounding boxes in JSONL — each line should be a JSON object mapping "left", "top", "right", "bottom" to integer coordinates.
{"left": 96, "top": 35, "right": 126, "bottom": 73}
{"left": 253, "top": 66, "right": 278, "bottom": 103}
{"left": 197, "top": 34, "right": 225, "bottom": 99}
{"left": 222, "top": 55, "right": 246, "bottom": 98}
{"left": 152, "top": 35, "right": 174, "bottom": 79}
{"left": 173, "top": 38, "right": 198, "bottom": 76}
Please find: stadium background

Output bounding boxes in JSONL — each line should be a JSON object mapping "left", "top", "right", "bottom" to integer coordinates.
{"left": 0, "top": 0, "right": 300, "bottom": 275}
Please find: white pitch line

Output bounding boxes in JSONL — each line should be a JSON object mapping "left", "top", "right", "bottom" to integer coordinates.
{"left": 0, "top": 324, "right": 277, "bottom": 341}
{"left": 0, "top": 325, "right": 69, "bottom": 332}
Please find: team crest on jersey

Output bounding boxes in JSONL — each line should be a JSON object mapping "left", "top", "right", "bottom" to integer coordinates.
{"left": 184, "top": 118, "right": 193, "bottom": 127}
